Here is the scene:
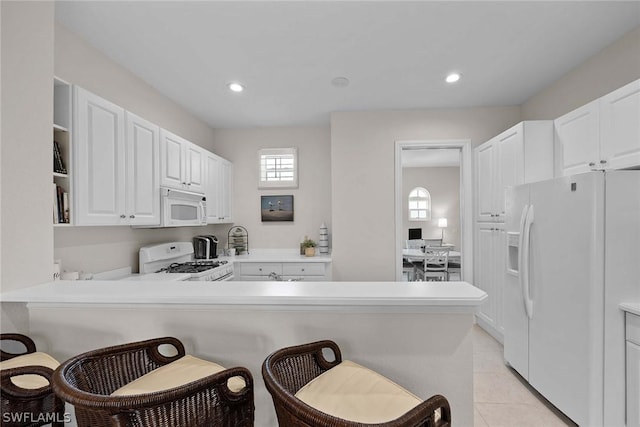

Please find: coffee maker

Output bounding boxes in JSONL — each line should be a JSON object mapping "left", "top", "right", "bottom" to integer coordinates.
{"left": 193, "top": 235, "right": 218, "bottom": 260}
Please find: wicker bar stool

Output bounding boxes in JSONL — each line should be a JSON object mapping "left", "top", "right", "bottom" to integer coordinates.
{"left": 0, "top": 333, "right": 66, "bottom": 427}
{"left": 262, "top": 340, "right": 451, "bottom": 427}
{"left": 52, "top": 337, "right": 254, "bottom": 427}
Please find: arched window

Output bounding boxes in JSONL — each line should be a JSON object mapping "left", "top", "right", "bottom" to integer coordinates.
{"left": 408, "top": 187, "right": 431, "bottom": 221}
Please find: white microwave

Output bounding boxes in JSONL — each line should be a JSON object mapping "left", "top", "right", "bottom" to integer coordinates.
{"left": 160, "top": 187, "right": 207, "bottom": 227}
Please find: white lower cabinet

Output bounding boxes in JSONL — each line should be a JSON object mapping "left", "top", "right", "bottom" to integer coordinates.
{"left": 627, "top": 312, "right": 640, "bottom": 427}
{"left": 235, "top": 262, "right": 329, "bottom": 281}
{"left": 474, "top": 222, "right": 506, "bottom": 340}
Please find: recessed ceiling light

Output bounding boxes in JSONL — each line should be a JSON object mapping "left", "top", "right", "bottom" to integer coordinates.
{"left": 331, "top": 77, "right": 350, "bottom": 88}
{"left": 228, "top": 82, "right": 244, "bottom": 93}
{"left": 445, "top": 73, "right": 461, "bottom": 83}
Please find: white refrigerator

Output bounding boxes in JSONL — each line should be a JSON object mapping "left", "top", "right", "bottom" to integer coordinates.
{"left": 504, "top": 170, "right": 640, "bottom": 426}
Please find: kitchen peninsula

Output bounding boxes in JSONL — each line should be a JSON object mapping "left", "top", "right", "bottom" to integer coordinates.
{"left": 2, "top": 280, "right": 486, "bottom": 426}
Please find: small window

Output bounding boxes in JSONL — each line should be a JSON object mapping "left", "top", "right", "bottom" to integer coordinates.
{"left": 408, "top": 187, "right": 431, "bottom": 221}
{"left": 259, "top": 148, "right": 298, "bottom": 188}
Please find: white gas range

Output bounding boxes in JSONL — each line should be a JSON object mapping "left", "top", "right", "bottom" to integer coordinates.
{"left": 139, "top": 242, "right": 234, "bottom": 281}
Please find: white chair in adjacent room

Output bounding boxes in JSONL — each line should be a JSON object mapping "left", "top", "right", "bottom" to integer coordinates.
{"left": 416, "top": 247, "right": 450, "bottom": 281}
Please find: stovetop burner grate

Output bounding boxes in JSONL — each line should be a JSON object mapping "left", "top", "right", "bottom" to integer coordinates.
{"left": 158, "top": 260, "right": 228, "bottom": 274}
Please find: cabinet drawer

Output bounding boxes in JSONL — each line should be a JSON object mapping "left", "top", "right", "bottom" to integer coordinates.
{"left": 241, "top": 263, "right": 282, "bottom": 276}
{"left": 628, "top": 312, "right": 640, "bottom": 346}
{"left": 282, "top": 263, "right": 325, "bottom": 276}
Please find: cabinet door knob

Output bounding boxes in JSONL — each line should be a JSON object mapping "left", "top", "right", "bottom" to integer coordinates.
{"left": 589, "top": 162, "right": 596, "bottom": 167}
{"left": 301, "top": 268, "right": 305, "bottom": 272}
{"left": 258, "top": 268, "right": 262, "bottom": 271}
{"left": 182, "top": 182, "right": 187, "bottom": 185}
{"left": 120, "top": 214, "right": 126, "bottom": 218}
{"left": 129, "top": 215, "right": 135, "bottom": 218}
{"left": 600, "top": 160, "right": 607, "bottom": 164}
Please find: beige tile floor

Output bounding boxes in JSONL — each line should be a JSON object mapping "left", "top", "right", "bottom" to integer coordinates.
{"left": 472, "top": 325, "right": 577, "bottom": 427}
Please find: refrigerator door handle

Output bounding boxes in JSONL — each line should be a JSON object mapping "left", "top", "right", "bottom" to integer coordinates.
{"left": 522, "top": 205, "right": 534, "bottom": 319}
{"left": 517, "top": 204, "right": 529, "bottom": 277}
{"left": 518, "top": 205, "right": 530, "bottom": 316}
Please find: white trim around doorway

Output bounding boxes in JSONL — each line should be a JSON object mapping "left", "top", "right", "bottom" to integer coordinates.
{"left": 394, "top": 140, "right": 473, "bottom": 282}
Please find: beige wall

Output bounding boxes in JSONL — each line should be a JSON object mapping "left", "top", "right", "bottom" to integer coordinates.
{"left": 330, "top": 107, "right": 521, "bottom": 281}
{"left": 522, "top": 26, "right": 640, "bottom": 120}
{"left": 1, "top": 1, "right": 54, "bottom": 292}
{"left": 52, "top": 24, "right": 230, "bottom": 275}
{"left": 402, "top": 167, "right": 460, "bottom": 250}
{"left": 55, "top": 24, "right": 216, "bottom": 150}
{"left": 211, "top": 126, "right": 332, "bottom": 250}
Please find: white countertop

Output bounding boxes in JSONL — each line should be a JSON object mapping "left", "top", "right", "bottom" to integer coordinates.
{"left": 230, "top": 249, "right": 331, "bottom": 263}
{"left": 620, "top": 303, "right": 640, "bottom": 317}
{"left": 1, "top": 280, "right": 485, "bottom": 309}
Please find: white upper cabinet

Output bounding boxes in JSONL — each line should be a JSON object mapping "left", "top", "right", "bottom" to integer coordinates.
{"left": 74, "top": 88, "right": 160, "bottom": 226}
{"left": 555, "top": 79, "right": 640, "bottom": 176}
{"left": 475, "top": 121, "right": 553, "bottom": 222}
{"left": 496, "top": 125, "right": 525, "bottom": 221}
{"left": 160, "top": 130, "right": 205, "bottom": 193}
{"left": 125, "top": 112, "right": 160, "bottom": 225}
{"left": 185, "top": 143, "right": 205, "bottom": 194}
{"left": 476, "top": 140, "right": 497, "bottom": 222}
{"left": 555, "top": 101, "right": 601, "bottom": 175}
{"left": 600, "top": 79, "right": 640, "bottom": 170}
{"left": 205, "top": 152, "right": 221, "bottom": 223}
{"left": 219, "top": 158, "right": 233, "bottom": 222}
{"left": 160, "top": 129, "right": 187, "bottom": 190}
{"left": 72, "top": 84, "right": 230, "bottom": 227}
{"left": 74, "top": 87, "right": 126, "bottom": 225}
{"left": 205, "top": 151, "right": 233, "bottom": 224}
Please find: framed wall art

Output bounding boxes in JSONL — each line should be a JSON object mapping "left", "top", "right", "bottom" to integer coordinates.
{"left": 261, "top": 195, "right": 294, "bottom": 222}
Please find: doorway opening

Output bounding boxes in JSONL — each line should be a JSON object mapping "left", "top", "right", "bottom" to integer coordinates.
{"left": 394, "top": 140, "right": 473, "bottom": 282}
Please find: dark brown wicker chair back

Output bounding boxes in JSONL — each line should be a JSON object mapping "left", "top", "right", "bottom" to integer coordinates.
{"left": 1, "top": 333, "right": 66, "bottom": 427}
{"left": 52, "top": 337, "right": 254, "bottom": 427}
{"left": 262, "top": 340, "right": 451, "bottom": 427}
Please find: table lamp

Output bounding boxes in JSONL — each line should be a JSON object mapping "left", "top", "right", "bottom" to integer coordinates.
{"left": 438, "top": 218, "right": 448, "bottom": 241}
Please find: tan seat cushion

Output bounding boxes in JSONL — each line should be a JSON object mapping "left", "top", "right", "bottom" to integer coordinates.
{"left": 294, "top": 360, "right": 422, "bottom": 423}
{"left": 0, "top": 352, "right": 59, "bottom": 389}
{"left": 111, "top": 355, "right": 246, "bottom": 396}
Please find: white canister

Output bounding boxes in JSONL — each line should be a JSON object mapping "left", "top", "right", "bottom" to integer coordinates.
{"left": 53, "top": 260, "right": 62, "bottom": 281}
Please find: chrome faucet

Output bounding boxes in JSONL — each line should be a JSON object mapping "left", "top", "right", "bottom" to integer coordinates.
{"left": 268, "top": 272, "right": 282, "bottom": 281}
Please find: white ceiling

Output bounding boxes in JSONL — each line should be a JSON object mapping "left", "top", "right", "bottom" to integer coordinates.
{"left": 55, "top": 1, "right": 640, "bottom": 129}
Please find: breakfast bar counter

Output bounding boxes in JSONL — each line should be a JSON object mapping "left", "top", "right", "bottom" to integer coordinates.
{"left": 2, "top": 280, "right": 485, "bottom": 426}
